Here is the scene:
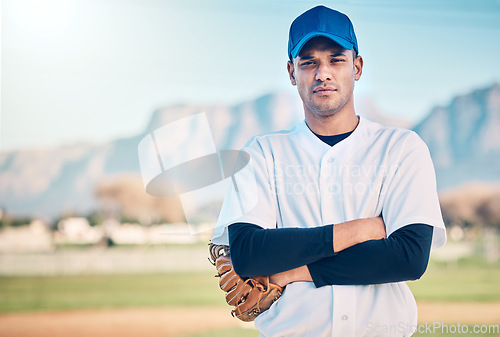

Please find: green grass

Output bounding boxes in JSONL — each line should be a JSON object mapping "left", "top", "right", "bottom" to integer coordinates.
{"left": 1, "top": 257, "right": 499, "bottom": 313}
{"left": 0, "top": 271, "right": 224, "bottom": 313}
{"left": 408, "top": 258, "right": 500, "bottom": 302}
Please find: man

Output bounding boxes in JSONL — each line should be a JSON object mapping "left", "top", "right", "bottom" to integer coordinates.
{"left": 211, "top": 5, "right": 446, "bottom": 337}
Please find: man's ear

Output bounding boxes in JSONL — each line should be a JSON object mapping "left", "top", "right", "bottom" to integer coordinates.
{"left": 287, "top": 61, "right": 296, "bottom": 86}
{"left": 354, "top": 55, "right": 363, "bottom": 81}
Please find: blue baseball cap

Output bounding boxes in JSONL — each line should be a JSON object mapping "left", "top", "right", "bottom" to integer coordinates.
{"left": 288, "top": 5, "right": 358, "bottom": 60}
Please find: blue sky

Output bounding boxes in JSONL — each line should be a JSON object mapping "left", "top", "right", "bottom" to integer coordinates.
{"left": 2, "top": 0, "right": 500, "bottom": 151}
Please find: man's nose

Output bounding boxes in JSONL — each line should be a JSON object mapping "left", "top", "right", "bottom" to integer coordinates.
{"left": 315, "top": 63, "right": 332, "bottom": 82}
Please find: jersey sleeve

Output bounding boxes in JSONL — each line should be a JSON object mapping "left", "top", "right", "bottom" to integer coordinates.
{"left": 381, "top": 132, "right": 446, "bottom": 250}
{"left": 211, "top": 137, "right": 277, "bottom": 245}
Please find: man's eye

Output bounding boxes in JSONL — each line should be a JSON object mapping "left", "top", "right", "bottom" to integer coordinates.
{"left": 331, "top": 59, "right": 344, "bottom": 63}
{"left": 301, "top": 61, "right": 314, "bottom": 66}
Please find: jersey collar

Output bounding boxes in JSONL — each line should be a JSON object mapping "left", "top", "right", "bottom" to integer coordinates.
{"left": 295, "top": 116, "right": 382, "bottom": 162}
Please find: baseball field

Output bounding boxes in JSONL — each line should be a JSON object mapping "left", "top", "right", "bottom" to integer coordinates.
{"left": 0, "top": 256, "right": 499, "bottom": 337}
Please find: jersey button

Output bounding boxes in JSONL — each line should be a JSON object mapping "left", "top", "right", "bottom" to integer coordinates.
{"left": 328, "top": 158, "right": 335, "bottom": 163}
{"left": 341, "top": 315, "right": 348, "bottom": 321}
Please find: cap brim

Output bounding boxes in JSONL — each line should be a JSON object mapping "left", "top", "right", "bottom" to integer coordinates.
{"left": 290, "top": 32, "right": 354, "bottom": 59}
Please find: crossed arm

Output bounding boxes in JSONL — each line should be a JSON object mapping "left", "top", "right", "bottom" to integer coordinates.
{"left": 228, "top": 218, "right": 433, "bottom": 288}
{"left": 270, "top": 217, "right": 386, "bottom": 286}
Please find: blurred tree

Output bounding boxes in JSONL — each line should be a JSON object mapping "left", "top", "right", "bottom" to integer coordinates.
{"left": 0, "top": 215, "right": 32, "bottom": 228}
{"left": 94, "top": 174, "right": 185, "bottom": 225}
{"left": 87, "top": 211, "right": 105, "bottom": 227}
{"left": 439, "top": 183, "right": 500, "bottom": 232}
{"left": 477, "top": 195, "right": 500, "bottom": 230}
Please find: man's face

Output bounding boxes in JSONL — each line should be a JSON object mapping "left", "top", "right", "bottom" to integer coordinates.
{"left": 287, "top": 37, "right": 363, "bottom": 119}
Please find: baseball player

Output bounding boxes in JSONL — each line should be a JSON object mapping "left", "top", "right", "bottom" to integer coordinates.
{"left": 211, "top": 5, "right": 446, "bottom": 337}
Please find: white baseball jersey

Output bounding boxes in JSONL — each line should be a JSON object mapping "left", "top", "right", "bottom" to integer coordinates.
{"left": 212, "top": 116, "right": 446, "bottom": 337}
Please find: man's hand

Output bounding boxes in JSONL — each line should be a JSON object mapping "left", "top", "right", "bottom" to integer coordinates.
{"left": 269, "top": 217, "right": 385, "bottom": 287}
{"left": 333, "top": 216, "right": 386, "bottom": 253}
{"left": 270, "top": 265, "right": 312, "bottom": 287}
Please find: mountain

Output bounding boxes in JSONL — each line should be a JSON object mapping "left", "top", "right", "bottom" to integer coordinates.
{"left": 0, "top": 140, "right": 141, "bottom": 220}
{"left": 0, "top": 92, "right": 304, "bottom": 219}
{"left": 1, "top": 86, "right": 499, "bottom": 220}
{"left": 355, "top": 95, "right": 412, "bottom": 129}
{"left": 413, "top": 83, "right": 500, "bottom": 189}
{"left": 144, "top": 92, "right": 303, "bottom": 151}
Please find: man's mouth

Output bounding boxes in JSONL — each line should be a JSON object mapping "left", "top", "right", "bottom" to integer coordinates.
{"left": 313, "top": 86, "right": 336, "bottom": 94}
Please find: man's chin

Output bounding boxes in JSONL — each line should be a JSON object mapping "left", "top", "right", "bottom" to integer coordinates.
{"left": 310, "top": 102, "right": 341, "bottom": 116}
{"left": 308, "top": 95, "right": 352, "bottom": 116}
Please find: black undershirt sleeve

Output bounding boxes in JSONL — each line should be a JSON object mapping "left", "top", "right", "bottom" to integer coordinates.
{"left": 228, "top": 223, "right": 334, "bottom": 277}
{"left": 228, "top": 223, "right": 433, "bottom": 286}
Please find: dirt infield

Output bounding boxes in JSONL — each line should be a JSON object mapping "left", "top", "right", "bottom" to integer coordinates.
{"left": 0, "top": 307, "right": 241, "bottom": 337}
{"left": 0, "top": 302, "right": 498, "bottom": 337}
{"left": 417, "top": 301, "right": 500, "bottom": 325}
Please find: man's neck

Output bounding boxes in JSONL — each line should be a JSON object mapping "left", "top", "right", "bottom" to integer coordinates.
{"left": 304, "top": 108, "right": 359, "bottom": 136}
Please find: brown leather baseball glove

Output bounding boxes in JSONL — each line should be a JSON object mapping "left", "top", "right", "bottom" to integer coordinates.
{"left": 209, "top": 243, "right": 283, "bottom": 322}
